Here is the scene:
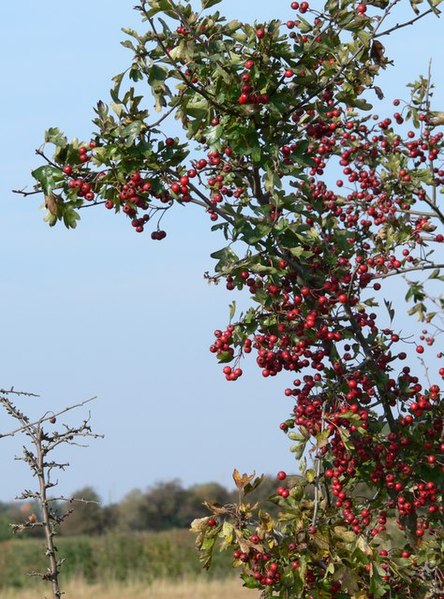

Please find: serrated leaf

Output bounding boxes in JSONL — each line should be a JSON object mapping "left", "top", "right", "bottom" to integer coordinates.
{"left": 44, "top": 127, "right": 67, "bottom": 148}
{"left": 206, "top": 124, "right": 223, "bottom": 147}
{"left": 219, "top": 521, "right": 234, "bottom": 550}
{"left": 315, "top": 429, "right": 330, "bottom": 449}
{"left": 63, "top": 208, "right": 80, "bottom": 229}
{"left": 148, "top": 63, "right": 168, "bottom": 86}
{"left": 210, "top": 246, "right": 239, "bottom": 272}
{"left": 32, "top": 165, "right": 64, "bottom": 196}
{"left": 232, "top": 469, "right": 256, "bottom": 491}
{"left": 122, "top": 120, "right": 144, "bottom": 146}
{"left": 290, "top": 441, "right": 307, "bottom": 459}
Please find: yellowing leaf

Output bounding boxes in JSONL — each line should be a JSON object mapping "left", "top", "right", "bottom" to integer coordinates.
{"left": 305, "top": 469, "right": 316, "bottom": 483}
{"left": 190, "top": 517, "right": 210, "bottom": 533}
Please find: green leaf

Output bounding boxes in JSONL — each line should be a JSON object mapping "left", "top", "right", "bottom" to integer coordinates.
{"left": 219, "top": 521, "right": 234, "bottom": 550}
{"left": 206, "top": 125, "right": 223, "bottom": 148}
{"left": 44, "top": 127, "right": 67, "bottom": 148}
{"left": 122, "top": 120, "right": 144, "bottom": 146}
{"left": 217, "top": 351, "right": 234, "bottom": 363}
{"left": 148, "top": 64, "right": 169, "bottom": 87}
{"left": 111, "top": 71, "right": 125, "bottom": 102}
{"left": 210, "top": 246, "right": 239, "bottom": 272}
{"left": 200, "top": 534, "right": 217, "bottom": 569}
{"left": 351, "top": 98, "right": 373, "bottom": 111}
{"left": 305, "top": 469, "right": 315, "bottom": 483}
{"left": 62, "top": 208, "right": 80, "bottom": 230}
{"left": 145, "top": 0, "right": 179, "bottom": 18}
{"left": 201, "top": 0, "right": 222, "bottom": 8}
{"left": 31, "top": 165, "right": 64, "bottom": 195}
{"left": 290, "top": 440, "right": 307, "bottom": 459}
{"left": 429, "top": 268, "right": 443, "bottom": 279}
{"left": 264, "top": 168, "right": 283, "bottom": 194}
{"left": 369, "top": 565, "right": 388, "bottom": 597}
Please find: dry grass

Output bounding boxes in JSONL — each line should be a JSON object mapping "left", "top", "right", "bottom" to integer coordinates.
{"left": 0, "top": 577, "right": 260, "bottom": 599}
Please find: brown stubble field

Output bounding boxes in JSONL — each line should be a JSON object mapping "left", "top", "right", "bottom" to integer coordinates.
{"left": 0, "top": 577, "right": 261, "bottom": 599}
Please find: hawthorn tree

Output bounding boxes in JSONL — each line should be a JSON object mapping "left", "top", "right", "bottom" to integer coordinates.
{"left": 18, "top": 0, "right": 444, "bottom": 596}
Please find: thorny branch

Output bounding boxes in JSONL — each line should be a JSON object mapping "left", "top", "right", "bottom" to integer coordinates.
{"left": 0, "top": 389, "right": 102, "bottom": 599}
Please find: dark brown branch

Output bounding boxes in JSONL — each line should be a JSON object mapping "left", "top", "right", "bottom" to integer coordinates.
{"left": 376, "top": 7, "right": 439, "bottom": 38}
{"left": 342, "top": 304, "right": 396, "bottom": 431}
{"left": 12, "top": 187, "right": 41, "bottom": 197}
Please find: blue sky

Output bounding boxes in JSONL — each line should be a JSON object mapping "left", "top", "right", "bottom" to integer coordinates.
{"left": 1, "top": 1, "right": 443, "bottom": 504}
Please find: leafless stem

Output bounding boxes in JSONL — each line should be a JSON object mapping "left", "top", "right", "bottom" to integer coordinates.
{"left": 376, "top": 7, "right": 439, "bottom": 38}
{"left": 12, "top": 187, "right": 42, "bottom": 197}
{"left": 372, "top": 262, "right": 444, "bottom": 280}
{"left": 0, "top": 390, "right": 101, "bottom": 598}
{"left": 0, "top": 396, "right": 97, "bottom": 439}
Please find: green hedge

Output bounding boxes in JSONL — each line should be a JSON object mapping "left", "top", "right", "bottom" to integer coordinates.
{"left": 0, "top": 530, "right": 232, "bottom": 589}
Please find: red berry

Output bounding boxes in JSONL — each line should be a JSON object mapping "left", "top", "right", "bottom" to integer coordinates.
{"left": 277, "top": 471, "right": 287, "bottom": 481}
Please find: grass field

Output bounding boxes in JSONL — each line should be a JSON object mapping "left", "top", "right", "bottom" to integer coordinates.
{"left": 0, "top": 577, "right": 259, "bottom": 599}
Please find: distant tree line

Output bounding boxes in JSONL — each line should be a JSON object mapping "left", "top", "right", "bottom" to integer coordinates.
{"left": 0, "top": 476, "right": 280, "bottom": 540}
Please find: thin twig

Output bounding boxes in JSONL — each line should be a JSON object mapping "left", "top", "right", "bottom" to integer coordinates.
{"left": 0, "top": 396, "right": 97, "bottom": 439}
{"left": 372, "top": 262, "right": 444, "bottom": 280}
{"left": 376, "top": 7, "right": 439, "bottom": 38}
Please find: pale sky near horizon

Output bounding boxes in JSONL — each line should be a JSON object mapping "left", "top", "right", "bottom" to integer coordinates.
{"left": 1, "top": 1, "right": 443, "bottom": 504}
